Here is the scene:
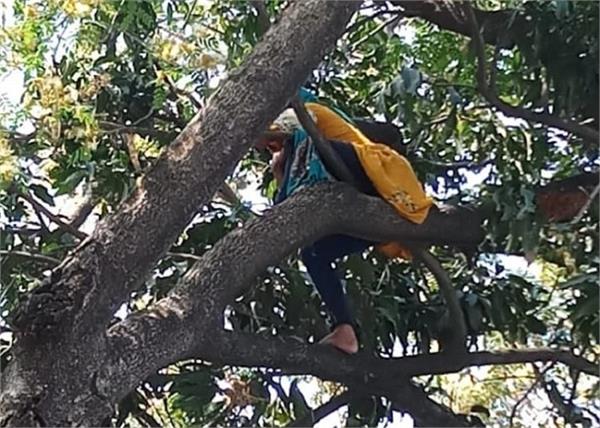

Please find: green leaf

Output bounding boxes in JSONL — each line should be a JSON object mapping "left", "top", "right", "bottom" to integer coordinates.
{"left": 400, "top": 66, "right": 421, "bottom": 95}
{"left": 289, "top": 380, "right": 310, "bottom": 421}
{"left": 559, "top": 274, "right": 596, "bottom": 289}
{"left": 30, "top": 184, "right": 54, "bottom": 206}
{"left": 56, "top": 170, "right": 86, "bottom": 196}
{"left": 526, "top": 317, "right": 547, "bottom": 335}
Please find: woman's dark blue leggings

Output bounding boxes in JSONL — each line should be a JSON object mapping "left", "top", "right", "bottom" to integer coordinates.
{"left": 301, "top": 235, "right": 373, "bottom": 326}
{"left": 296, "top": 139, "right": 380, "bottom": 328}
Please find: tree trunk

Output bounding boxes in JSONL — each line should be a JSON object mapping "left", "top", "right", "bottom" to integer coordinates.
{"left": 0, "top": 1, "right": 361, "bottom": 425}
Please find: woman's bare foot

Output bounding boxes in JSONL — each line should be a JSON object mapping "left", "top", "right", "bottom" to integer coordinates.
{"left": 318, "top": 324, "right": 359, "bottom": 354}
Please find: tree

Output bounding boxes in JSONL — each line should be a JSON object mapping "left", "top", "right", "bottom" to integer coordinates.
{"left": 0, "top": 0, "right": 597, "bottom": 426}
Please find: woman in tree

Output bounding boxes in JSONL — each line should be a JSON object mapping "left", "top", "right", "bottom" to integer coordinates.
{"left": 257, "top": 89, "right": 433, "bottom": 354}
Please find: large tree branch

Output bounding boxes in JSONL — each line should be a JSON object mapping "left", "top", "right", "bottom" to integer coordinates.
{"left": 97, "top": 180, "right": 597, "bottom": 419}
{"left": 99, "top": 182, "right": 483, "bottom": 402}
{"left": 198, "top": 332, "right": 472, "bottom": 427}
{"left": 196, "top": 333, "right": 595, "bottom": 426}
{"left": 4, "top": 2, "right": 363, "bottom": 426}
{"left": 0, "top": 250, "right": 60, "bottom": 265}
{"left": 463, "top": 3, "right": 599, "bottom": 144}
{"left": 189, "top": 332, "right": 598, "bottom": 383}
{"left": 390, "top": 0, "right": 521, "bottom": 47}
{"left": 13, "top": 0, "right": 361, "bottom": 341}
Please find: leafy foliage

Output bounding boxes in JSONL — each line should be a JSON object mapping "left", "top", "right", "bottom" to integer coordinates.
{"left": 0, "top": 0, "right": 598, "bottom": 426}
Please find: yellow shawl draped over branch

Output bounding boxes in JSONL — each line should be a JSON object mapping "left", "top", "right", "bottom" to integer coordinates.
{"left": 305, "top": 102, "right": 434, "bottom": 259}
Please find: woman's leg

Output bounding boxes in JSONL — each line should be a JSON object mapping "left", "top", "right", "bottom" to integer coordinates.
{"left": 301, "top": 234, "right": 373, "bottom": 353}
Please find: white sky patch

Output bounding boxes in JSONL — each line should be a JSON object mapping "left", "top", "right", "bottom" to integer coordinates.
{"left": 0, "top": 69, "right": 24, "bottom": 106}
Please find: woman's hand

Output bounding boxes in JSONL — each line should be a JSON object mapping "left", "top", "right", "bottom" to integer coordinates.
{"left": 271, "top": 148, "right": 286, "bottom": 184}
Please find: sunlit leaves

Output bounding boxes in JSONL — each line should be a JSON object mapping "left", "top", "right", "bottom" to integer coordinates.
{"left": 0, "top": 136, "right": 18, "bottom": 189}
{"left": 1, "top": 0, "right": 598, "bottom": 426}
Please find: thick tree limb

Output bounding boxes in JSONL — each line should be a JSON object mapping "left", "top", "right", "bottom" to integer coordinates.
{"left": 99, "top": 183, "right": 483, "bottom": 403}
{"left": 2, "top": 2, "right": 362, "bottom": 426}
{"left": 198, "top": 332, "right": 470, "bottom": 427}
{"left": 190, "top": 332, "right": 599, "bottom": 383}
{"left": 97, "top": 173, "right": 594, "bottom": 416}
{"left": 390, "top": 0, "right": 521, "bottom": 47}
{"left": 463, "top": 3, "right": 599, "bottom": 145}
{"left": 12, "top": 0, "right": 361, "bottom": 343}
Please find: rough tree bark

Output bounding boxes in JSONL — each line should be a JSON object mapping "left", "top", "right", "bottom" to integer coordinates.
{"left": 0, "top": 1, "right": 361, "bottom": 426}
{"left": 390, "top": 0, "right": 524, "bottom": 47}
{"left": 96, "top": 183, "right": 483, "bottom": 402}
{"left": 2, "top": 1, "right": 597, "bottom": 427}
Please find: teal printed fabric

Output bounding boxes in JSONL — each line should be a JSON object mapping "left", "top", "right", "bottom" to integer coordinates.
{"left": 280, "top": 130, "right": 333, "bottom": 200}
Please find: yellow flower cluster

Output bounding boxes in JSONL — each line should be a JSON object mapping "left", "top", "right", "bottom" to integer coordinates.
{"left": 58, "top": 0, "right": 99, "bottom": 18}
{"left": 155, "top": 38, "right": 221, "bottom": 69}
{"left": 0, "top": 137, "right": 18, "bottom": 189}
{"left": 132, "top": 134, "right": 161, "bottom": 158}
{"left": 79, "top": 73, "right": 111, "bottom": 101}
{"left": 25, "top": 73, "right": 100, "bottom": 146}
{"left": 25, "top": 73, "right": 77, "bottom": 114}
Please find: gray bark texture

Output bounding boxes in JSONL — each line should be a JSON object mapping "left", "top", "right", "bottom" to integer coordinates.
{"left": 0, "top": 1, "right": 361, "bottom": 425}
{"left": 2, "top": 1, "right": 597, "bottom": 427}
{"left": 391, "top": 0, "right": 522, "bottom": 47}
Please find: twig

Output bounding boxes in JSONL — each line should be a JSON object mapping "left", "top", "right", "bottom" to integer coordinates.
{"left": 263, "top": 373, "right": 291, "bottom": 408}
{"left": 344, "top": 8, "right": 394, "bottom": 36}
{"left": 123, "top": 133, "right": 142, "bottom": 173}
{"left": 414, "top": 248, "right": 467, "bottom": 353}
{"left": 287, "top": 390, "right": 355, "bottom": 427}
{"left": 508, "top": 363, "right": 553, "bottom": 428}
{"left": 162, "top": 397, "right": 176, "bottom": 428}
{"left": 31, "top": 204, "right": 51, "bottom": 235}
{"left": 51, "top": 16, "right": 70, "bottom": 65}
{"left": 132, "top": 108, "right": 154, "bottom": 126}
{"left": 0, "top": 250, "right": 60, "bottom": 265}
{"left": 290, "top": 97, "right": 358, "bottom": 187}
{"left": 489, "top": 45, "right": 500, "bottom": 93}
{"left": 166, "top": 252, "right": 204, "bottom": 262}
{"left": 349, "top": 14, "right": 403, "bottom": 49}
{"left": 69, "top": 196, "right": 95, "bottom": 230}
{"left": 157, "top": 63, "right": 203, "bottom": 109}
{"left": 216, "top": 183, "right": 241, "bottom": 206}
{"left": 463, "top": 3, "right": 599, "bottom": 144}
{"left": 568, "top": 368, "right": 581, "bottom": 407}
{"left": 570, "top": 183, "right": 600, "bottom": 224}
{"left": 2, "top": 130, "right": 36, "bottom": 143}
{"left": 3, "top": 226, "right": 43, "bottom": 236}
{"left": 181, "top": 0, "right": 198, "bottom": 31}
{"left": 98, "top": 121, "right": 176, "bottom": 141}
{"left": 420, "top": 157, "right": 492, "bottom": 170}
{"left": 19, "top": 192, "right": 88, "bottom": 240}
